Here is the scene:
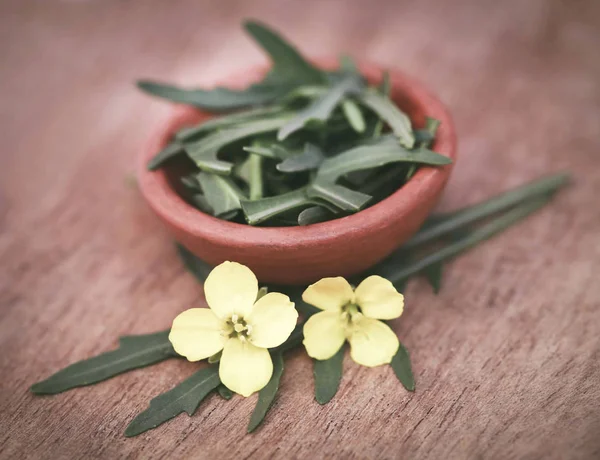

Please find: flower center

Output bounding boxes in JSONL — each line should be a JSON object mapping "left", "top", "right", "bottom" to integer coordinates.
{"left": 225, "top": 313, "right": 253, "bottom": 342}
{"left": 340, "top": 303, "right": 362, "bottom": 324}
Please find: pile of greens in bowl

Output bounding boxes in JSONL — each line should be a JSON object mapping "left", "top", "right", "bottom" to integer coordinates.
{"left": 140, "top": 21, "right": 451, "bottom": 226}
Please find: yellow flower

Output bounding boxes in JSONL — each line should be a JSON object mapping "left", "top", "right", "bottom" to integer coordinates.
{"left": 169, "top": 261, "right": 298, "bottom": 397}
{"left": 302, "top": 276, "right": 403, "bottom": 367}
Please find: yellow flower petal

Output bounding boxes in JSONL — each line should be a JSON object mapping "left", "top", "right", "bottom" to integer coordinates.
{"left": 354, "top": 275, "right": 404, "bottom": 320}
{"left": 348, "top": 317, "right": 399, "bottom": 367}
{"left": 168, "top": 308, "right": 226, "bottom": 361}
{"left": 219, "top": 338, "right": 273, "bottom": 397}
{"left": 204, "top": 261, "right": 258, "bottom": 319}
{"left": 302, "top": 311, "right": 346, "bottom": 360}
{"left": 247, "top": 292, "right": 298, "bottom": 349}
{"left": 302, "top": 277, "right": 354, "bottom": 311}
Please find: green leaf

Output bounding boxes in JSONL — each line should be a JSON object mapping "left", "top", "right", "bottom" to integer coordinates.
{"left": 313, "top": 346, "right": 345, "bottom": 404}
{"left": 391, "top": 343, "right": 415, "bottom": 391}
{"left": 341, "top": 99, "right": 366, "bottom": 133}
{"left": 297, "top": 205, "right": 336, "bottom": 226}
{"left": 136, "top": 80, "right": 291, "bottom": 112}
{"left": 276, "top": 143, "right": 324, "bottom": 173}
{"left": 371, "top": 71, "right": 391, "bottom": 138}
{"left": 244, "top": 21, "right": 325, "bottom": 85}
{"left": 402, "top": 173, "right": 571, "bottom": 250}
{"left": 247, "top": 153, "right": 264, "bottom": 200}
{"left": 278, "top": 75, "right": 363, "bottom": 140}
{"left": 247, "top": 352, "right": 284, "bottom": 433}
{"left": 175, "top": 106, "right": 284, "bottom": 142}
{"left": 315, "top": 140, "right": 451, "bottom": 184}
{"left": 125, "top": 366, "right": 221, "bottom": 437}
{"left": 423, "top": 263, "right": 443, "bottom": 294}
{"left": 147, "top": 142, "right": 185, "bottom": 171}
{"left": 358, "top": 89, "right": 414, "bottom": 148}
{"left": 185, "top": 115, "right": 293, "bottom": 174}
{"left": 217, "top": 385, "right": 233, "bottom": 400}
{"left": 243, "top": 143, "right": 291, "bottom": 159}
{"left": 196, "top": 171, "right": 246, "bottom": 217}
{"left": 241, "top": 187, "right": 309, "bottom": 225}
{"left": 176, "top": 243, "right": 213, "bottom": 283}
{"left": 31, "top": 331, "right": 176, "bottom": 395}
{"left": 307, "top": 183, "right": 372, "bottom": 212}
{"left": 379, "top": 195, "right": 563, "bottom": 288}
{"left": 339, "top": 55, "right": 359, "bottom": 75}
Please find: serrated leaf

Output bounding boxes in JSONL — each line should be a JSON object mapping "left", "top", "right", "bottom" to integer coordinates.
{"left": 31, "top": 331, "right": 175, "bottom": 395}
{"left": 247, "top": 353, "right": 284, "bottom": 433}
{"left": 276, "top": 143, "right": 324, "bottom": 173}
{"left": 313, "top": 346, "right": 344, "bottom": 404}
{"left": 358, "top": 89, "right": 414, "bottom": 148}
{"left": 185, "top": 115, "right": 293, "bottom": 174}
{"left": 125, "top": 366, "right": 221, "bottom": 437}
{"left": 136, "top": 80, "right": 292, "bottom": 112}
{"left": 341, "top": 99, "right": 366, "bottom": 133}
{"left": 196, "top": 171, "right": 246, "bottom": 216}
{"left": 147, "top": 142, "right": 185, "bottom": 171}
{"left": 176, "top": 243, "right": 213, "bottom": 283}
{"left": 278, "top": 75, "right": 363, "bottom": 140}
{"left": 217, "top": 385, "right": 233, "bottom": 400}
{"left": 391, "top": 343, "right": 415, "bottom": 391}
{"left": 244, "top": 21, "right": 325, "bottom": 85}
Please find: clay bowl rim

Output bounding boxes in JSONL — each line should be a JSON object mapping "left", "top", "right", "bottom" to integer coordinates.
{"left": 137, "top": 59, "right": 457, "bottom": 250}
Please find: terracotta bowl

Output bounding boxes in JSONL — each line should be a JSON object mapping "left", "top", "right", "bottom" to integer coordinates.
{"left": 138, "top": 59, "right": 457, "bottom": 285}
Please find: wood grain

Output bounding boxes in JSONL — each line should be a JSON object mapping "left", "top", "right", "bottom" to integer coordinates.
{"left": 1, "top": 0, "right": 599, "bottom": 459}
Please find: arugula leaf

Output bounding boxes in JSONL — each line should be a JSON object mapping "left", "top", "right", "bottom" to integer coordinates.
{"left": 315, "top": 141, "right": 451, "bottom": 184}
{"left": 217, "top": 385, "right": 233, "bottom": 400}
{"left": 341, "top": 99, "right": 366, "bottom": 133}
{"left": 371, "top": 71, "right": 391, "bottom": 138}
{"left": 358, "top": 88, "right": 414, "bottom": 148}
{"left": 241, "top": 187, "right": 310, "bottom": 225}
{"left": 307, "top": 183, "right": 372, "bottom": 212}
{"left": 278, "top": 75, "right": 363, "bottom": 140}
{"left": 243, "top": 143, "right": 291, "bottom": 159}
{"left": 313, "top": 346, "right": 345, "bottom": 404}
{"left": 125, "top": 366, "right": 221, "bottom": 437}
{"left": 147, "top": 142, "right": 185, "bottom": 171}
{"left": 196, "top": 171, "right": 246, "bottom": 216}
{"left": 175, "top": 106, "right": 284, "bottom": 142}
{"left": 247, "top": 352, "right": 284, "bottom": 432}
{"left": 31, "top": 331, "right": 176, "bottom": 395}
{"left": 176, "top": 243, "right": 213, "bottom": 282}
{"left": 390, "top": 344, "right": 415, "bottom": 391}
{"left": 244, "top": 20, "right": 326, "bottom": 85}
{"left": 402, "top": 173, "right": 570, "bottom": 250}
{"left": 185, "top": 115, "right": 293, "bottom": 174}
{"left": 297, "top": 205, "right": 336, "bottom": 226}
{"left": 276, "top": 143, "right": 324, "bottom": 173}
{"left": 423, "top": 263, "right": 443, "bottom": 294}
{"left": 137, "top": 80, "right": 292, "bottom": 112}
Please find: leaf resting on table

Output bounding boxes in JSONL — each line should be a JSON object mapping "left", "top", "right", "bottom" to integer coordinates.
{"left": 247, "top": 352, "right": 285, "bottom": 433}
{"left": 313, "top": 346, "right": 345, "bottom": 404}
{"left": 390, "top": 343, "right": 415, "bottom": 391}
{"left": 125, "top": 366, "right": 221, "bottom": 437}
{"left": 31, "top": 331, "right": 176, "bottom": 395}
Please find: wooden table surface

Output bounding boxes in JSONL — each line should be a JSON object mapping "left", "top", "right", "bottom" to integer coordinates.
{"left": 1, "top": 1, "right": 599, "bottom": 459}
